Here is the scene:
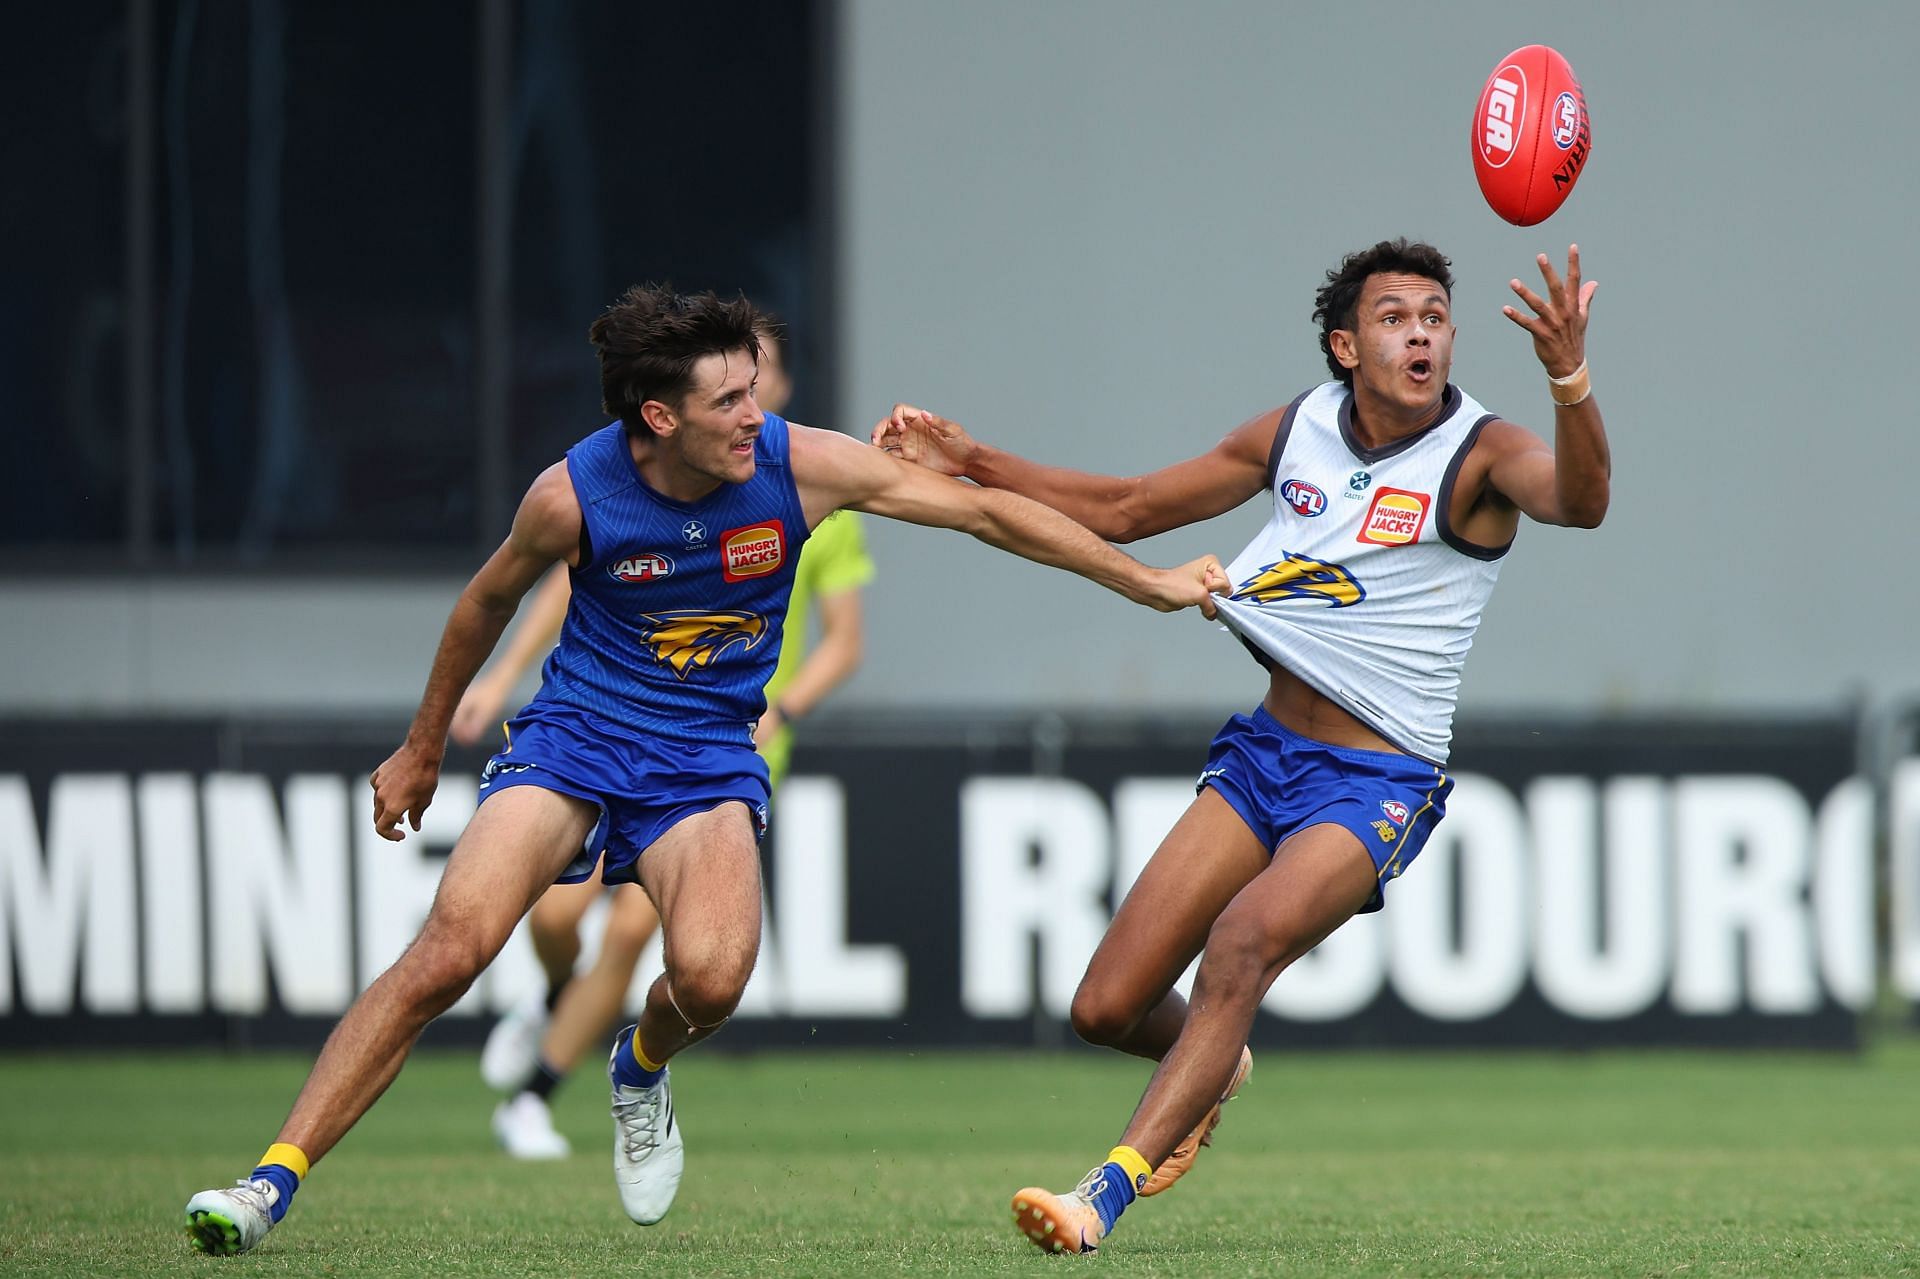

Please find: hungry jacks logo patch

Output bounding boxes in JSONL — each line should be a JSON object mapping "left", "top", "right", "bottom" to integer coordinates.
{"left": 721, "top": 520, "right": 787, "bottom": 582}
{"left": 1356, "top": 488, "right": 1430, "bottom": 546}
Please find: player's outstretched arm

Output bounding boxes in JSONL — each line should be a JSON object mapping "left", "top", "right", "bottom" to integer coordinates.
{"left": 371, "top": 462, "right": 583, "bottom": 840}
{"left": 1484, "top": 244, "right": 1611, "bottom": 528}
{"left": 870, "top": 404, "right": 1274, "bottom": 543}
{"left": 449, "top": 567, "right": 573, "bottom": 746}
{"left": 793, "top": 424, "right": 1227, "bottom": 614}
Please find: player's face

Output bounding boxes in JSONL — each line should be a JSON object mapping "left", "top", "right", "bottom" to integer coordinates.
{"left": 1339, "top": 273, "right": 1455, "bottom": 415}
{"left": 672, "top": 347, "right": 766, "bottom": 484}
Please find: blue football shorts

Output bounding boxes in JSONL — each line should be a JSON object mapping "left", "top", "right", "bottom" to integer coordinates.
{"left": 1197, "top": 704, "right": 1452, "bottom": 912}
{"left": 476, "top": 699, "right": 770, "bottom": 885}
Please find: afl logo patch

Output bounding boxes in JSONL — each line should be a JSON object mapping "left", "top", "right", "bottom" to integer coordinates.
{"left": 609, "top": 553, "right": 673, "bottom": 583}
{"left": 1381, "top": 800, "right": 1409, "bottom": 826}
{"left": 721, "top": 519, "right": 787, "bottom": 582}
{"left": 1552, "top": 91, "right": 1580, "bottom": 149}
{"left": 1279, "top": 478, "right": 1328, "bottom": 517}
{"left": 1357, "top": 488, "right": 1430, "bottom": 546}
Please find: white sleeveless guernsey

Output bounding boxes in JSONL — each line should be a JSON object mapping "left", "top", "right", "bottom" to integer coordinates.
{"left": 1212, "top": 381, "right": 1508, "bottom": 765}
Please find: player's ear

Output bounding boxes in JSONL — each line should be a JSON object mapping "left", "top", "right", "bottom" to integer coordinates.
{"left": 1328, "top": 329, "right": 1360, "bottom": 371}
{"left": 639, "top": 398, "right": 679, "bottom": 438}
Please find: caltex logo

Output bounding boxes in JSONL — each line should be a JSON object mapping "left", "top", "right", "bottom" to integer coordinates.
{"left": 682, "top": 520, "right": 707, "bottom": 545}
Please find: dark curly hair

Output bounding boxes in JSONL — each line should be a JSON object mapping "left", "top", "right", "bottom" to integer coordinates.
{"left": 588, "top": 284, "right": 764, "bottom": 432}
{"left": 1313, "top": 240, "right": 1454, "bottom": 386}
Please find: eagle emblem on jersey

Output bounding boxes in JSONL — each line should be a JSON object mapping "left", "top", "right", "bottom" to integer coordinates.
{"left": 638, "top": 610, "right": 769, "bottom": 679}
{"left": 1231, "top": 552, "right": 1366, "bottom": 608}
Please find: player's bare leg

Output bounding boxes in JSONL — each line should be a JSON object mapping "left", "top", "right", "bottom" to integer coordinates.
{"left": 277, "top": 787, "right": 598, "bottom": 1161}
{"left": 187, "top": 786, "right": 597, "bottom": 1253}
{"left": 1066, "top": 788, "right": 1265, "bottom": 1196}
{"left": 605, "top": 802, "right": 762, "bottom": 1224}
{"left": 1014, "top": 823, "right": 1373, "bottom": 1254}
{"left": 1070, "top": 787, "right": 1269, "bottom": 1061}
{"left": 1122, "top": 823, "right": 1373, "bottom": 1162}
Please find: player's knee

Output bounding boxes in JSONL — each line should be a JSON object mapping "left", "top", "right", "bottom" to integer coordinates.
{"left": 1068, "top": 981, "right": 1140, "bottom": 1048}
{"left": 665, "top": 954, "right": 751, "bottom": 1027}
{"left": 396, "top": 928, "right": 488, "bottom": 1014}
{"left": 1201, "top": 913, "right": 1284, "bottom": 985}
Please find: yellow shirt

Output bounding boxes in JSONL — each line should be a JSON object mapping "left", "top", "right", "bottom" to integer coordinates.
{"left": 760, "top": 511, "right": 875, "bottom": 785}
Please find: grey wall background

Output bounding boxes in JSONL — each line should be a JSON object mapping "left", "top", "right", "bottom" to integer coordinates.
{"left": 6, "top": 0, "right": 1914, "bottom": 717}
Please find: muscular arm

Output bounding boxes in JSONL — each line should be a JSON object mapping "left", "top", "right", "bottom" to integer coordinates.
{"left": 874, "top": 407, "right": 1279, "bottom": 543}
{"left": 1481, "top": 244, "right": 1612, "bottom": 530}
{"left": 790, "top": 425, "right": 1225, "bottom": 612}
{"left": 1480, "top": 398, "right": 1611, "bottom": 529}
{"left": 371, "top": 462, "right": 583, "bottom": 838}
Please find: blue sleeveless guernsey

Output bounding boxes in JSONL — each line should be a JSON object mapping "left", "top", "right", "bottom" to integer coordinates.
{"left": 533, "top": 414, "right": 810, "bottom": 746}
{"left": 475, "top": 414, "right": 808, "bottom": 883}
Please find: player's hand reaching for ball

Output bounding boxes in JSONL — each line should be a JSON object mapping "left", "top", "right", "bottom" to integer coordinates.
{"left": 370, "top": 743, "right": 442, "bottom": 841}
{"left": 1136, "top": 555, "right": 1230, "bottom": 618}
{"left": 1503, "top": 244, "right": 1596, "bottom": 379}
{"left": 871, "top": 404, "right": 976, "bottom": 477}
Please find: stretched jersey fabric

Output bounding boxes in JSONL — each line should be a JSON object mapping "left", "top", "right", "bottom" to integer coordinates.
{"left": 1212, "top": 382, "right": 1507, "bottom": 765}
{"left": 530, "top": 414, "right": 810, "bottom": 748}
{"left": 758, "top": 509, "right": 875, "bottom": 785}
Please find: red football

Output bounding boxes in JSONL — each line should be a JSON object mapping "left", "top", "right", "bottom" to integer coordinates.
{"left": 1471, "top": 44, "right": 1592, "bottom": 226}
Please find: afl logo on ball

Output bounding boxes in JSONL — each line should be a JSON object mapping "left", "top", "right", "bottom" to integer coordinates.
{"left": 610, "top": 553, "right": 673, "bottom": 583}
{"left": 1552, "top": 91, "right": 1580, "bottom": 149}
{"left": 1280, "top": 478, "right": 1328, "bottom": 517}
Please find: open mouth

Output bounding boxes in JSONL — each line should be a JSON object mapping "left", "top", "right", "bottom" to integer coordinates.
{"left": 1407, "top": 358, "right": 1433, "bottom": 382}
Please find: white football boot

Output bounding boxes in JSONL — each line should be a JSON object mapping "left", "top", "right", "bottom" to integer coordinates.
{"left": 184, "top": 1179, "right": 279, "bottom": 1255}
{"left": 492, "top": 1092, "right": 572, "bottom": 1160}
{"left": 610, "top": 1061, "right": 684, "bottom": 1225}
{"left": 481, "top": 990, "right": 552, "bottom": 1092}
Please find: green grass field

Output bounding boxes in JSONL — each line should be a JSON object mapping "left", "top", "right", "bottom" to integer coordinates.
{"left": 2, "top": 1043, "right": 1915, "bottom": 1277}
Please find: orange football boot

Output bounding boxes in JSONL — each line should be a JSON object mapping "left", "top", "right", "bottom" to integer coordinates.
{"left": 1010, "top": 1172, "right": 1109, "bottom": 1255}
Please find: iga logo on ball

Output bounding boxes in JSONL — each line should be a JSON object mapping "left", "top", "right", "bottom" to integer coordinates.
{"left": 1471, "top": 44, "right": 1591, "bottom": 226}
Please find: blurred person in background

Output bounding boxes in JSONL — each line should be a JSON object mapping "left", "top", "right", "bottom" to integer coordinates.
{"left": 184, "top": 284, "right": 1224, "bottom": 1255}
{"left": 877, "top": 241, "right": 1609, "bottom": 1255}
{"left": 450, "top": 318, "right": 875, "bottom": 1159}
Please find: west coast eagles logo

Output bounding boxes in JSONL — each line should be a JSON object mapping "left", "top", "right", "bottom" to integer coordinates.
{"left": 1231, "top": 552, "right": 1365, "bottom": 608}
{"left": 638, "top": 610, "right": 769, "bottom": 679}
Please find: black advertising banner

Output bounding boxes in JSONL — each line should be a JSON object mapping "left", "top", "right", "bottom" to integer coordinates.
{"left": 0, "top": 713, "right": 1879, "bottom": 1049}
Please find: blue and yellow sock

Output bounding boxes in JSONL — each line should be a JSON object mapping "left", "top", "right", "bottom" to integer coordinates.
{"left": 249, "top": 1143, "right": 308, "bottom": 1224}
{"left": 609, "top": 1025, "right": 665, "bottom": 1090}
{"left": 1087, "top": 1146, "right": 1150, "bottom": 1233}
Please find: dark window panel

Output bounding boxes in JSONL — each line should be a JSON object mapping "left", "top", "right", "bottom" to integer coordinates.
{"left": 0, "top": 2, "right": 131, "bottom": 545}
